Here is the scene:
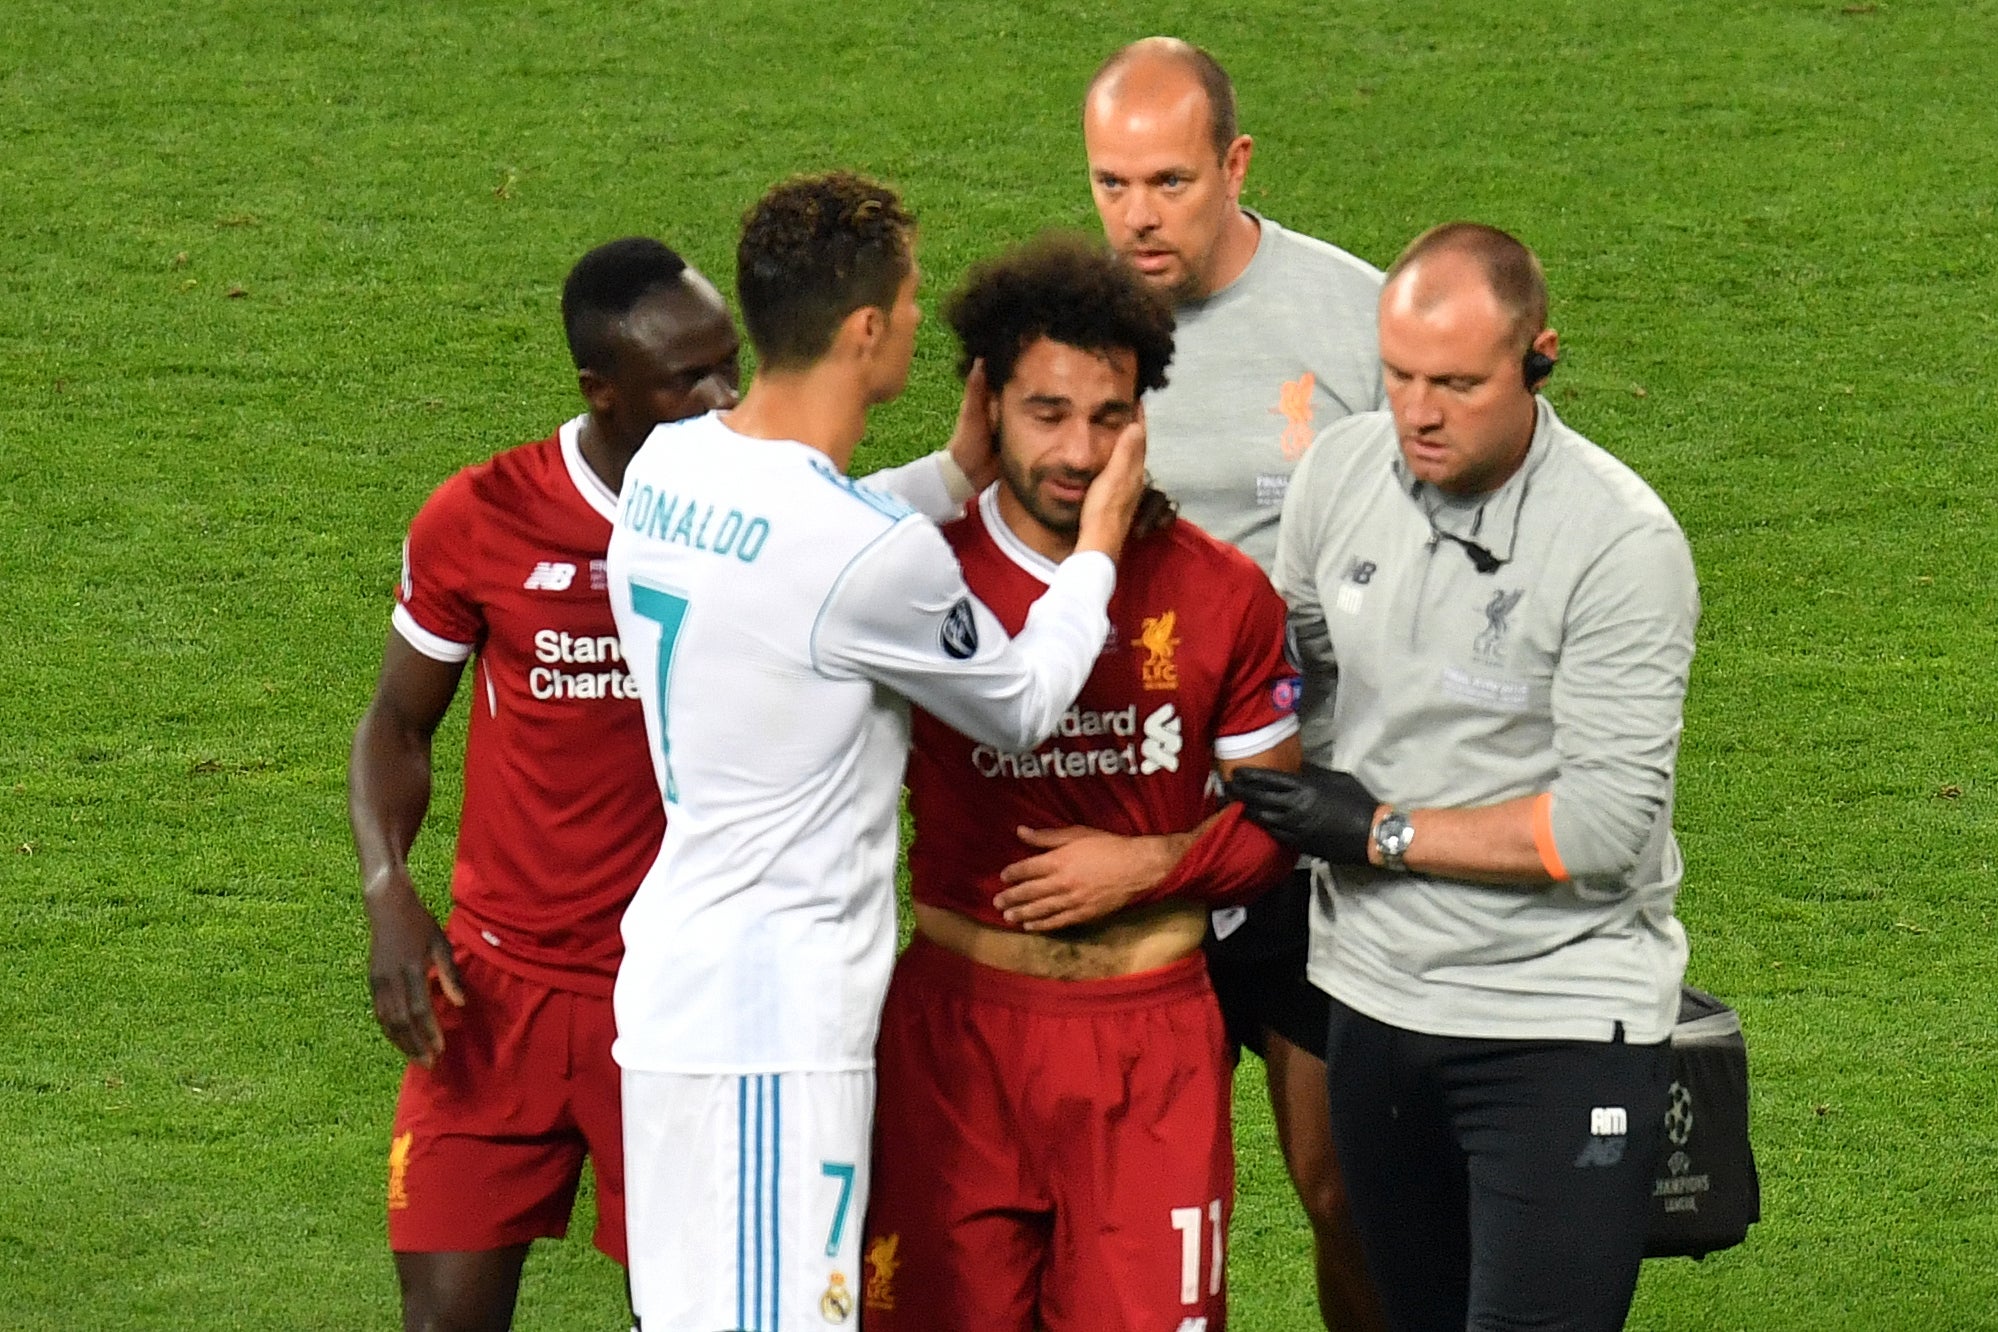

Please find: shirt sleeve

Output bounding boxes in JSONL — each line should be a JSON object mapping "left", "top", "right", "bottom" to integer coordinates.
{"left": 1274, "top": 433, "right": 1341, "bottom": 763}
{"left": 1543, "top": 521, "right": 1700, "bottom": 883}
{"left": 812, "top": 518, "right": 1113, "bottom": 753}
{"left": 1213, "top": 569, "right": 1301, "bottom": 761}
{"left": 393, "top": 473, "right": 481, "bottom": 662}
{"left": 859, "top": 451, "right": 976, "bottom": 524}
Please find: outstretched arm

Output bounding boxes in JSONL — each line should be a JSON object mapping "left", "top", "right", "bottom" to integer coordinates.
{"left": 815, "top": 420, "right": 1147, "bottom": 754}
{"left": 348, "top": 631, "right": 467, "bottom": 1067}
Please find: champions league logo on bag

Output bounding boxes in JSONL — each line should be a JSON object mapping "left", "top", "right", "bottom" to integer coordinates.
{"left": 939, "top": 599, "right": 978, "bottom": 660}
{"left": 1645, "top": 987, "right": 1761, "bottom": 1259}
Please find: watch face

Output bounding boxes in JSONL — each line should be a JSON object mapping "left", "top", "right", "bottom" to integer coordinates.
{"left": 1376, "top": 813, "right": 1414, "bottom": 859}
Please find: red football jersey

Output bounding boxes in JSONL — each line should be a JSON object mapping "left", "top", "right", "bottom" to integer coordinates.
{"left": 907, "top": 489, "right": 1300, "bottom": 927}
{"left": 394, "top": 418, "right": 662, "bottom": 995}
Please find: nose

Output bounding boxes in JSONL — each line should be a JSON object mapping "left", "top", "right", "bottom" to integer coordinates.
{"left": 1398, "top": 380, "right": 1444, "bottom": 430}
{"left": 697, "top": 373, "right": 738, "bottom": 411}
{"left": 1053, "top": 418, "right": 1103, "bottom": 472}
{"left": 1122, "top": 187, "right": 1160, "bottom": 236}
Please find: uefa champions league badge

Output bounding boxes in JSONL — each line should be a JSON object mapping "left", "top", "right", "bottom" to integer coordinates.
{"left": 820, "top": 1270, "right": 854, "bottom": 1323}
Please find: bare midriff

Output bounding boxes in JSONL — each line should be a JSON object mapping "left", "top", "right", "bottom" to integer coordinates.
{"left": 913, "top": 900, "right": 1207, "bottom": 980}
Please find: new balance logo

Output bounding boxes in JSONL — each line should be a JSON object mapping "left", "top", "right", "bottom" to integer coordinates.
{"left": 1574, "top": 1136, "right": 1627, "bottom": 1168}
{"left": 1140, "top": 704, "right": 1182, "bottom": 774}
{"left": 523, "top": 561, "right": 576, "bottom": 591}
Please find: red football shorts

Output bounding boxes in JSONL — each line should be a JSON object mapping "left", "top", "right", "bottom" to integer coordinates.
{"left": 386, "top": 944, "right": 626, "bottom": 1264}
{"left": 863, "top": 936, "right": 1233, "bottom": 1330}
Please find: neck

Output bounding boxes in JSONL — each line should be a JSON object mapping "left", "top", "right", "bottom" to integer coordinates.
{"left": 575, "top": 414, "right": 643, "bottom": 494}
{"left": 724, "top": 369, "right": 869, "bottom": 471}
{"left": 993, "top": 483, "right": 1077, "bottom": 564}
{"left": 1192, "top": 206, "right": 1261, "bottom": 301}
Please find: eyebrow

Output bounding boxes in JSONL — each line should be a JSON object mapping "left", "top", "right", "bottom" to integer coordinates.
{"left": 1092, "top": 166, "right": 1197, "bottom": 183}
{"left": 1382, "top": 359, "right": 1485, "bottom": 385}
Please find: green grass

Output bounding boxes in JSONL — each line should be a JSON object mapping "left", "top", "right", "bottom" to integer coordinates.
{"left": 3, "top": 0, "right": 1995, "bottom": 1326}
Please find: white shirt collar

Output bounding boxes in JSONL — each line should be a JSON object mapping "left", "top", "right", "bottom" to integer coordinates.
{"left": 977, "top": 484, "right": 1060, "bottom": 585}
{"left": 559, "top": 415, "right": 620, "bottom": 522}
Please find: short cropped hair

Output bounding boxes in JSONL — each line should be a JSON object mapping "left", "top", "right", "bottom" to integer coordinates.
{"left": 1386, "top": 222, "right": 1549, "bottom": 347}
{"left": 561, "top": 237, "right": 689, "bottom": 374}
{"left": 735, "top": 171, "right": 916, "bottom": 372}
{"left": 945, "top": 232, "right": 1175, "bottom": 398}
{"left": 1087, "top": 38, "right": 1239, "bottom": 163}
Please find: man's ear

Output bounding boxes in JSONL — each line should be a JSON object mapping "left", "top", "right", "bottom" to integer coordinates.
{"left": 577, "top": 367, "right": 615, "bottom": 415}
{"left": 837, "top": 303, "right": 886, "bottom": 362}
{"left": 1223, "top": 134, "right": 1254, "bottom": 201}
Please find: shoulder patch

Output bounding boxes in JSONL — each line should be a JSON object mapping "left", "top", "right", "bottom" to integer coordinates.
{"left": 939, "top": 598, "right": 978, "bottom": 660}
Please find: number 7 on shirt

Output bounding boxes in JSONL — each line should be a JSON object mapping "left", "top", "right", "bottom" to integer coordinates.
{"left": 626, "top": 579, "right": 690, "bottom": 805}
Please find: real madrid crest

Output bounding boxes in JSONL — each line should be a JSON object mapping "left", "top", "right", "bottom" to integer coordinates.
{"left": 820, "top": 1271, "right": 854, "bottom": 1324}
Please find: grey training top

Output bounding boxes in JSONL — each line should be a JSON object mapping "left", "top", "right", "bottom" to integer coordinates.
{"left": 1144, "top": 212, "right": 1385, "bottom": 575}
{"left": 1275, "top": 401, "right": 1698, "bottom": 1044}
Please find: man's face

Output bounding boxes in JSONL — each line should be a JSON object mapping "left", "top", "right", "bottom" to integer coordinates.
{"left": 1084, "top": 81, "right": 1247, "bottom": 303}
{"left": 1378, "top": 257, "right": 1547, "bottom": 496}
{"left": 992, "top": 337, "right": 1140, "bottom": 540}
{"left": 601, "top": 271, "right": 741, "bottom": 446}
{"left": 866, "top": 261, "right": 923, "bottom": 405}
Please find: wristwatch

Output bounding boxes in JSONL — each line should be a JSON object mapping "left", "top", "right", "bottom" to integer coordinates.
{"left": 1372, "top": 810, "right": 1415, "bottom": 872}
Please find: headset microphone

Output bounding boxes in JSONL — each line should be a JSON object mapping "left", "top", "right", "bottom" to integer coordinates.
{"left": 1523, "top": 347, "right": 1557, "bottom": 388}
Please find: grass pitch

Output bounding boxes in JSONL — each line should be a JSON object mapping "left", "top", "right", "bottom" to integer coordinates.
{"left": 3, "top": 1, "right": 1995, "bottom": 1327}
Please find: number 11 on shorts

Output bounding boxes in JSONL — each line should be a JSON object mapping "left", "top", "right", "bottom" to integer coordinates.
{"left": 1171, "top": 1199, "right": 1224, "bottom": 1304}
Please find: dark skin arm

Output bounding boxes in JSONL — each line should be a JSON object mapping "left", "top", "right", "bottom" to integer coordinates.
{"left": 348, "top": 630, "right": 468, "bottom": 1067}
{"left": 993, "top": 734, "right": 1303, "bottom": 931}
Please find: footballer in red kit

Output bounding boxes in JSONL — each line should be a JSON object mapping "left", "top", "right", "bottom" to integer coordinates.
{"left": 348, "top": 239, "right": 739, "bottom": 1332}
{"left": 393, "top": 431, "right": 659, "bottom": 993}
{"left": 905, "top": 488, "right": 1298, "bottom": 921}
{"left": 863, "top": 236, "right": 1300, "bottom": 1332}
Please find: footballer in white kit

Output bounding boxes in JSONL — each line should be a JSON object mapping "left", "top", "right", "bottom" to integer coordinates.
{"left": 604, "top": 173, "right": 1144, "bottom": 1332}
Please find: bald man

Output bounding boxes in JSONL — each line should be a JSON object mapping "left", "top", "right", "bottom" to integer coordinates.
{"left": 1080, "top": 37, "right": 1386, "bottom": 1330}
{"left": 1235, "top": 223, "right": 1699, "bottom": 1332}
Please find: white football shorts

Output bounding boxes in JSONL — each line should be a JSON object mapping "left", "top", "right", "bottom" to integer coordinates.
{"left": 624, "top": 1068, "right": 874, "bottom": 1331}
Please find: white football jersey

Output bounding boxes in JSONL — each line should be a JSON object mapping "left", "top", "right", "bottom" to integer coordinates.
{"left": 606, "top": 412, "right": 1115, "bottom": 1073}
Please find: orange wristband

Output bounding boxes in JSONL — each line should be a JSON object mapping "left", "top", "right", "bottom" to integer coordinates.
{"left": 1530, "top": 792, "right": 1570, "bottom": 881}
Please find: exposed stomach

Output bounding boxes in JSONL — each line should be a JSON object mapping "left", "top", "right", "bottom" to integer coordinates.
{"left": 913, "top": 899, "right": 1207, "bottom": 980}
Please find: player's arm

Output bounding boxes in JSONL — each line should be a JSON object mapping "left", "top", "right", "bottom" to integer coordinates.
{"left": 815, "top": 420, "right": 1145, "bottom": 751}
{"left": 348, "top": 630, "right": 467, "bottom": 1067}
{"left": 993, "top": 734, "right": 1302, "bottom": 933}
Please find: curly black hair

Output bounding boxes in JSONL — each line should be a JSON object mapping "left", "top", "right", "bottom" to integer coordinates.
{"left": 944, "top": 232, "right": 1175, "bottom": 397}
{"left": 561, "top": 237, "right": 688, "bottom": 374}
{"left": 736, "top": 171, "right": 915, "bottom": 371}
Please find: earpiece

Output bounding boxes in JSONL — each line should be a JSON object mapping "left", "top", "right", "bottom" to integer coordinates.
{"left": 1523, "top": 347, "right": 1557, "bottom": 388}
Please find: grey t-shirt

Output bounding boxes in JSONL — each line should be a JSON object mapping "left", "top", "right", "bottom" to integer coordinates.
{"left": 1276, "top": 402, "right": 1699, "bottom": 1044}
{"left": 1144, "top": 212, "right": 1385, "bottom": 575}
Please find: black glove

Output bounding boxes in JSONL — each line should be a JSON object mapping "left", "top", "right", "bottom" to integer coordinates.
{"left": 1225, "top": 764, "right": 1381, "bottom": 865}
